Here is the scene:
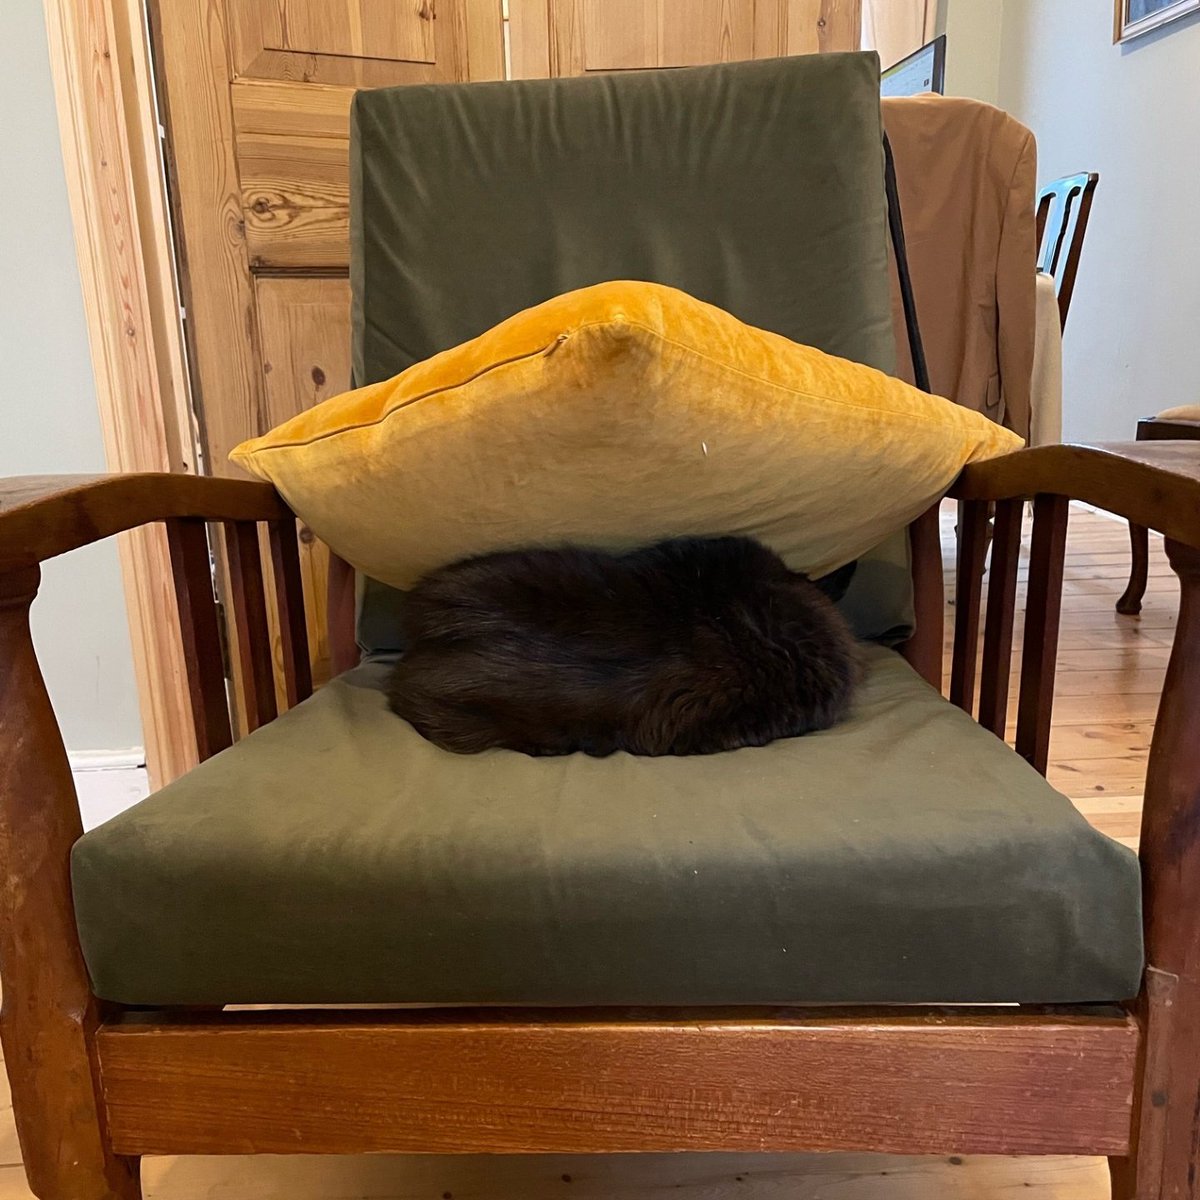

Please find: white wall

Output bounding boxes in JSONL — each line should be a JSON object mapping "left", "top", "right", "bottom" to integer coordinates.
{"left": 941, "top": 0, "right": 1005, "bottom": 106}
{"left": 949, "top": 0, "right": 1200, "bottom": 443}
{"left": 0, "top": 3, "right": 143, "bottom": 757}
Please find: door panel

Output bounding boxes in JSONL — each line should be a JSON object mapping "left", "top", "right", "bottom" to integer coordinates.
{"left": 262, "top": 0, "right": 438, "bottom": 65}
{"left": 256, "top": 277, "right": 352, "bottom": 688}
{"left": 229, "top": 0, "right": 466, "bottom": 83}
{"left": 256, "top": 278, "right": 351, "bottom": 424}
{"left": 236, "top": 144, "right": 352, "bottom": 266}
{"left": 580, "top": 0, "right": 756, "bottom": 70}
{"left": 231, "top": 82, "right": 353, "bottom": 268}
{"left": 788, "top": 0, "right": 863, "bottom": 54}
{"left": 519, "top": 0, "right": 861, "bottom": 77}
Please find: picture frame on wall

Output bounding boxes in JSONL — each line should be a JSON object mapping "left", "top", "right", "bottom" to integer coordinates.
{"left": 1114, "top": 0, "right": 1200, "bottom": 42}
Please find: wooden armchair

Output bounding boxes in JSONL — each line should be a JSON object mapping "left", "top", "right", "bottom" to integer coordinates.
{"left": 2, "top": 442, "right": 1200, "bottom": 1200}
{"left": 4, "top": 53, "right": 1200, "bottom": 1200}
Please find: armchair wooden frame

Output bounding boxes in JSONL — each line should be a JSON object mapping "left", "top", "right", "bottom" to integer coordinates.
{"left": 3, "top": 443, "right": 1200, "bottom": 1200}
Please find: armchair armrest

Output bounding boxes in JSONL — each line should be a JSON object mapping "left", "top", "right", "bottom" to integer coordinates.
{"left": 951, "top": 442, "right": 1200, "bottom": 548}
{"left": 0, "top": 473, "right": 291, "bottom": 571}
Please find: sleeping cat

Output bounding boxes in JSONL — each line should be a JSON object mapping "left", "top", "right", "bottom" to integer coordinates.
{"left": 386, "top": 536, "right": 860, "bottom": 758}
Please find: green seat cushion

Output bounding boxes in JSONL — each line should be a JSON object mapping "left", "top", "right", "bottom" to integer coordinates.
{"left": 72, "top": 646, "right": 1142, "bottom": 1007}
{"left": 350, "top": 53, "right": 913, "bottom": 650}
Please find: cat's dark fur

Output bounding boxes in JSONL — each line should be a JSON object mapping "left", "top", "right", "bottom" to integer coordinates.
{"left": 386, "top": 536, "right": 860, "bottom": 758}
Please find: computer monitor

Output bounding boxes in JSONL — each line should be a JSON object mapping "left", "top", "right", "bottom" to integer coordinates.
{"left": 881, "top": 34, "right": 947, "bottom": 98}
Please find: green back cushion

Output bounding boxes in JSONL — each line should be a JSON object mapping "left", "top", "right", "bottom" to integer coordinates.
{"left": 350, "top": 52, "right": 912, "bottom": 652}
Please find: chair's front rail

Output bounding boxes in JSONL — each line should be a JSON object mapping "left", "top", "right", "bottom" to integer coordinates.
{"left": 94, "top": 1005, "right": 1137, "bottom": 1159}
{"left": 2, "top": 451, "right": 1200, "bottom": 1199}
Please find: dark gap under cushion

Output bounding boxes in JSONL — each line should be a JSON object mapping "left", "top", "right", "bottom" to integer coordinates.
{"left": 72, "top": 646, "right": 1143, "bottom": 1007}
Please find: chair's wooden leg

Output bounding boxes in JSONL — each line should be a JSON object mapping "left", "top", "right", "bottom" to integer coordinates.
{"left": 1117, "top": 522, "right": 1150, "bottom": 615}
{"left": 901, "top": 502, "right": 945, "bottom": 691}
{"left": 0, "top": 567, "right": 141, "bottom": 1200}
{"left": 1015, "top": 494, "right": 1068, "bottom": 775}
{"left": 1111, "top": 539, "right": 1200, "bottom": 1199}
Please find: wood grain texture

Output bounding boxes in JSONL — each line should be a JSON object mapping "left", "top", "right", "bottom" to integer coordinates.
{"left": 267, "top": 520, "right": 314, "bottom": 708}
{"left": 0, "top": 474, "right": 290, "bottom": 570}
{"left": 817, "top": 0, "right": 863, "bottom": 53}
{"left": 952, "top": 442, "right": 1200, "bottom": 547}
{"left": 580, "top": 0, "right": 756, "bottom": 70}
{"left": 224, "top": 523, "right": 278, "bottom": 732}
{"left": 464, "top": 0, "right": 506, "bottom": 80}
{"left": 977, "top": 497, "right": 1023, "bottom": 738}
{"left": 230, "top": 0, "right": 498, "bottom": 83}
{"left": 0, "top": 568, "right": 142, "bottom": 1200}
{"left": 256, "top": 276, "right": 351, "bottom": 686}
{"left": 141, "top": 1153, "right": 1114, "bottom": 1200}
{"left": 96, "top": 1008, "right": 1137, "bottom": 1158}
{"left": 231, "top": 78, "right": 355, "bottom": 139}
{"left": 1015, "top": 494, "right": 1068, "bottom": 774}
{"left": 166, "top": 520, "right": 234, "bottom": 760}
{"left": 238, "top": 127, "right": 351, "bottom": 269}
{"left": 0, "top": 1095, "right": 1122, "bottom": 1200}
{"left": 788, "top": 0, "right": 863, "bottom": 54}
{"left": 259, "top": 0, "right": 438, "bottom": 64}
{"left": 509, "top": 0, "right": 552, "bottom": 77}
{"left": 751, "top": 0, "right": 787, "bottom": 56}
{"left": 949, "top": 499, "right": 988, "bottom": 713}
{"left": 226, "top": 1, "right": 501, "bottom": 265}
{"left": 42, "top": 0, "right": 198, "bottom": 788}
{"left": 1110, "top": 967, "right": 1177, "bottom": 1200}
{"left": 255, "top": 278, "right": 351, "bottom": 419}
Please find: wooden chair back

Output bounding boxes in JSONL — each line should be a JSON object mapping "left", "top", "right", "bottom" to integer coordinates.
{"left": 1035, "top": 171, "right": 1099, "bottom": 330}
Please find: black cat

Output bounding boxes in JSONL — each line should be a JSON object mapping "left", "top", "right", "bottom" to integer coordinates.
{"left": 387, "top": 535, "right": 859, "bottom": 757}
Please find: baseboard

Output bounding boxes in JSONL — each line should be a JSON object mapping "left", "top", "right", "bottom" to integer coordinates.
{"left": 68, "top": 749, "right": 147, "bottom": 773}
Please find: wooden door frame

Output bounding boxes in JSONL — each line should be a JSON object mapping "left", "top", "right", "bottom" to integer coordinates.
{"left": 42, "top": 0, "right": 200, "bottom": 787}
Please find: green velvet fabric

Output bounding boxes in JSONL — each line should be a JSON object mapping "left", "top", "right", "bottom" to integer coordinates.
{"left": 348, "top": 53, "right": 913, "bottom": 650}
{"left": 72, "top": 646, "right": 1143, "bottom": 1006}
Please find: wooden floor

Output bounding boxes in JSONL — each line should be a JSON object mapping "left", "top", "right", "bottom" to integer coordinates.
{"left": 0, "top": 503, "right": 1172, "bottom": 1199}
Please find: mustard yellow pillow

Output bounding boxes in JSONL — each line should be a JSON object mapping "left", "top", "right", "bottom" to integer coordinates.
{"left": 231, "top": 281, "right": 1021, "bottom": 588}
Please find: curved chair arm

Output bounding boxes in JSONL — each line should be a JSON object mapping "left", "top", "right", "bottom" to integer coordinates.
{"left": 951, "top": 442, "right": 1200, "bottom": 548}
{"left": 0, "top": 471, "right": 309, "bottom": 767}
{"left": 0, "top": 473, "right": 291, "bottom": 571}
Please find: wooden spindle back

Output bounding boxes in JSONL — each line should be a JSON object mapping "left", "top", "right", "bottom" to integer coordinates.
{"left": 947, "top": 493, "right": 1069, "bottom": 775}
{"left": 168, "top": 517, "right": 315, "bottom": 759}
